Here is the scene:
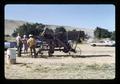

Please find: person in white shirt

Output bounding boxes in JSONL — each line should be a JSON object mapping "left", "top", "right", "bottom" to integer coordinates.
{"left": 22, "top": 35, "right": 28, "bottom": 53}
{"left": 16, "top": 33, "right": 22, "bottom": 57}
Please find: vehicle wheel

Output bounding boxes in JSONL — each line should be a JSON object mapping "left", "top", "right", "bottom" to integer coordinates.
{"left": 105, "top": 45, "right": 108, "bottom": 47}
{"left": 69, "top": 46, "right": 82, "bottom": 57}
{"left": 92, "top": 44, "right": 96, "bottom": 47}
{"left": 37, "top": 45, "right": 48, "bottom": 58}
{"left": 48, "top": 51, "right": 53, "bottom": 57}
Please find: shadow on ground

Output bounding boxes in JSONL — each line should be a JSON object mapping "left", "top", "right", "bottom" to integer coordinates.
{"left": 14, "top": 62, "right": 33, "bottom": 65}
{"left": 71, "top": 55, "right": 111, "bottom": 58}
{"left": 20, "top": 54, "right": 111, "bottom": 58}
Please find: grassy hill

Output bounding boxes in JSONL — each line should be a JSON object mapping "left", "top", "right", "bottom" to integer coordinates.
{"left": 5, "top": 19, "right": 94, "bottom": 38}
{"left": 5, "top": 19, "right": 27, "bottom": 35}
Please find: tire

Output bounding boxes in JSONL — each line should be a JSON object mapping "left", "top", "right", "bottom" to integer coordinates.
{"left": 92, "top": 44, "right": 96, "bottom": 47}
{"left": 69, "top": 46, "right": 82, "bottom": 56}
{"left": 105, "top": 45, "right": 109, "bottom": 47}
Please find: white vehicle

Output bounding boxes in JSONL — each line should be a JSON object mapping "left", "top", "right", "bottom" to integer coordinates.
{"left": 5, "top": 42, "right": 17, "bottom": 50}
{"left": 90, "top": 40, "right": 115, "bottom": 47}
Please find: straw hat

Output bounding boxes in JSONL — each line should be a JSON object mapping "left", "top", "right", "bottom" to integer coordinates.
{"left": 23, "top": 35, "right": 27, "bottom": 38}
{"left": 29, "top": 34, "right": 33, "bottom": 37}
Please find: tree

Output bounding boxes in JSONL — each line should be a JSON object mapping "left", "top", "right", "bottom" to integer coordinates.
{"left": 55, "top": 26, "right": 67, "bottom": 42}
{"left": 12, "top": 31, "right": 18, "bottom": 37}
{"left": 94, "top": 27, "right": 111, "bottom": 39}
{"left": 111, "top": 31, "right": 115, "bottom": 40}
{"left": 12, "top": 23, "right": 45, "bottom": 37}
{"left": 67, "top": 29, "right": 85, "bottom": 43}
{"left": 55, "top": 26, "right": 66, "bottom": 33}
{"left": 5, "top": 34, "right": 10, "bottom": 37}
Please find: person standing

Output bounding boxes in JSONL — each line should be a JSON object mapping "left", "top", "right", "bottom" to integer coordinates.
{"left": 16, "top": 33, "right": 23, "bottom": 57}
{"left": 27, "top": 34, "right": 37, "bottom": 58}
{"left": 22, "top": 35, "right": 28, "bottom": 53}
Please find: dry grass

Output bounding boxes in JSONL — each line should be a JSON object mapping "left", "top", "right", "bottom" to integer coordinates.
{"left": 4, "top": 44, "right": 115, "bottom": 79}
{"left": 5, "top": 37, "right": 16, "bottom": 42}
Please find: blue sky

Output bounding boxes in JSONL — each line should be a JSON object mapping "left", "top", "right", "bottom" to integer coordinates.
{"left": 5, "top": 4, "right": 115, "bottom": 31}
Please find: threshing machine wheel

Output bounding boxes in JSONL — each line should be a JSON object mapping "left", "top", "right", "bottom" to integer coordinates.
{"left": 69, "top": 46, "right": 82, "bottom": 56}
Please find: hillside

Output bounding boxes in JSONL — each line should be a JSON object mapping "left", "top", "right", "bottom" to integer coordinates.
{"left": 5, "top": 19, "right": 94, "bottom": 38}
{"left": 5, "top": 19, "right": 27, "bottom": 35}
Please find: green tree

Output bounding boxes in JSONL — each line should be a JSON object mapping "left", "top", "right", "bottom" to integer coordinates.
{"left": 94, "top": 27, "right": 111, "bottom": 39}
{"left": 55, "top": 26, "right": 67, "bottom": 41}
{"left": 12, "top": 23, "right": 45, "bottom": 37}
{"left": 111, "top": 31, "right": 115, "bottom": 40}
{"left": 12, "top": 30, "right": 18, "bottom": 37}
{"left": 55, "top": 26, "right": 66, "bottom": 33}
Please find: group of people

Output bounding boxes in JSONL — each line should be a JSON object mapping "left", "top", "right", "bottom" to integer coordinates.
{"left": 16, "top": 33, "right": 37, "bottom": 58}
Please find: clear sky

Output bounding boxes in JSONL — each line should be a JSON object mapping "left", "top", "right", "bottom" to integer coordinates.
{"left": 5, "top": 4, "right": 115, "bottom": 31}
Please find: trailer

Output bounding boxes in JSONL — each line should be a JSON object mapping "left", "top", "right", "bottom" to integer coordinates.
{"left": 36, "top": 27, "right": 82, "bottom": 57}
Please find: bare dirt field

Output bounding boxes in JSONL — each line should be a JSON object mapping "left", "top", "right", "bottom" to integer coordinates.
{"left": 4, "top": 44, "right": 115, "bottom": 79}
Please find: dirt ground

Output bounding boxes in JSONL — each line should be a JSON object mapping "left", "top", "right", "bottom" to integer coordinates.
{"left": 4, "top": 44, "right": 115, "bottom": 79}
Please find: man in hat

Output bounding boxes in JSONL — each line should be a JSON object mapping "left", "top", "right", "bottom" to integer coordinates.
{"left": 27, "top": 34, "right": 37, "bottom": 58}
